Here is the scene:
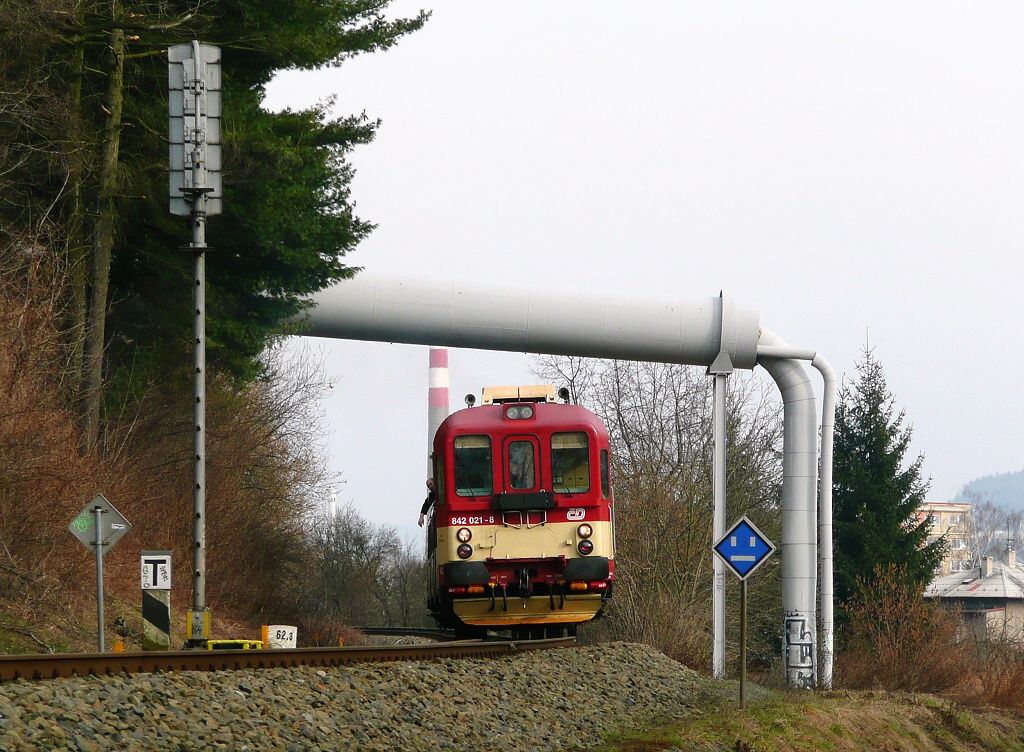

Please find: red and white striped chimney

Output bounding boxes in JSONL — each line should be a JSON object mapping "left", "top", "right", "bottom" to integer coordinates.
{"left": 427, "top": 347, "right": 450, "bottom": 477}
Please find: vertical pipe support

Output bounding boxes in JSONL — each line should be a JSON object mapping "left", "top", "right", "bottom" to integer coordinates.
{"left": 711, "top": 373, "right": 728, "bottom": 679}
{"left": 709, "top": 293, "right": 734, "bottom": 680}
{"left": 757, "top": 340, "right": 837, "bottom": 689}
{"left": 812, "top": 354, "right": 837, "bottom": 689}
{"left": 757, "top": 333, "right": 818, "bottom": 689}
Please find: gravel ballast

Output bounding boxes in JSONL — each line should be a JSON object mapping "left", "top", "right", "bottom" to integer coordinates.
{"left": 0, "top": 642, "right": 707, "bottom": 751}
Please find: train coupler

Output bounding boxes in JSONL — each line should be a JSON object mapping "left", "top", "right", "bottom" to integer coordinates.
{"left": 518, "top": 567, "right": 530, "bottom": 610}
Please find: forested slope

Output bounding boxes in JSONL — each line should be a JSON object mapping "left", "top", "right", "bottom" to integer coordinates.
{"left": 0, "top": 0, "right": 429, "bottom": 650}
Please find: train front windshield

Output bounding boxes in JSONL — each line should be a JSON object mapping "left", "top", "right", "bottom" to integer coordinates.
{"left": 552, "top": 432, "right": 589, "bottom": 493}
{"left": 454, "top": 435, "right": 492, "bottom": 496}
{"left": 508, "top": 441, "right": 536, "bottom": 489}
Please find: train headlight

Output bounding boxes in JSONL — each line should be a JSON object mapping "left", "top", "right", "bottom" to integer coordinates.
{"left": 457, "top": 543, "right": 473, "bottom": 559}
{"left": 577, "top": 540, "right": 594, "bottom": 556}
{"left": 456, "top": 527, "right": 472, "bottom": 543}
{"left": 505, "top": 405, "right": 534, "bottom": 420}
{"left": 576, "top": 524, "right": 593, "bottom": 539}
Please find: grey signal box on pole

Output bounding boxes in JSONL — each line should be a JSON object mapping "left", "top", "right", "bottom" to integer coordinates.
{"left": 169, "top": 40, "right": 221, "bottom": 646}
{"left": 168, "top": 43, "right": 222, "bottom": 216}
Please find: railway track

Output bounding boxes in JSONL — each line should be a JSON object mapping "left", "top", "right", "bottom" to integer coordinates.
{"left": 0, "top": 637, "right": 575, "bottom": 682}
{"left": 355, "top": 626, "right": 466, "bottom": 641}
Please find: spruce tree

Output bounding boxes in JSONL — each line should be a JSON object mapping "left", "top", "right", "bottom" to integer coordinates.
{"left": 833, "top": 349, "right": 943, "bottom": 605}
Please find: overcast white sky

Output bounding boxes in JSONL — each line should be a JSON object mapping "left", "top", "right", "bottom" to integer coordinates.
{"left": 266, "top": 2, "right": 1024, "bottom": 535}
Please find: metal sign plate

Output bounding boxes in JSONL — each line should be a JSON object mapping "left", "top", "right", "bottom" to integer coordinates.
{"left": 140, "top": 550, "right": 172, "bottom": 590}
{"left": 68, "top": 494, "right": 131, "bottom": 555}
{"left": 168, "top": 42, "right": 222, "bottom": 216}
{"left": 713, "top": 516, "right": 775, "bottom": 580}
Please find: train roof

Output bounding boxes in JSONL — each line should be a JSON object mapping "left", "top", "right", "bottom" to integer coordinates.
{"left": 436, "top": 401, "right": 609, "bottom": 437}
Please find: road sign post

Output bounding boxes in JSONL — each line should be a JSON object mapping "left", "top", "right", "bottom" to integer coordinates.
{"left": 713, "top": 516, "right": 775, "bottom": 709}
{"left": 68, "top": 494, "right": 131, "bottom": 652}
{"left": 169, "top": 41, "right": 221, "bottom": 647}
{"left": 739, "top": 578, "right": 747, "bottom": 707}
{"left": 94, "top": 506, "right": 104, "bottom": 652}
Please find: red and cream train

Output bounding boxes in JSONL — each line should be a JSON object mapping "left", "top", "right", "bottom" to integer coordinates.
{"left": 426, "top": 385, "right": 615, "bottom": 638}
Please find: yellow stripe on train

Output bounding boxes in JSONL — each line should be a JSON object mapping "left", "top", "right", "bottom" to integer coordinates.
{"left": 453, "top": 594, "right": 604, "bottom": 626}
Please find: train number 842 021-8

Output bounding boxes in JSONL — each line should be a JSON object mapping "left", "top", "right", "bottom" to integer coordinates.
{"left": 450, "top": 515, "right": 496, "bottom": 526}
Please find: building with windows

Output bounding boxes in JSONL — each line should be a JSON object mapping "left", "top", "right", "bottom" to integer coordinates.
{"left": 926, "top": 550, "right": 1024, "bottom": 641}
{"left": 917, "top": 500, "right": 973, "bottom": 575}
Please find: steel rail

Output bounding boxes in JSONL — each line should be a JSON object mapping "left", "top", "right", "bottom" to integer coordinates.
{"left": 356, "top": 626, "right": 464, "bottom": 642}
{"left": 0, "top": 638, "right": 575, "bottom": 683}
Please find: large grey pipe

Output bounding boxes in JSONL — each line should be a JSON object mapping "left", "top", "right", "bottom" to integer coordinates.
{"left": 306, "top": 276, "right": 761, "bottom": 367}
{"left": 756, "top": 333, "right": 819, "bottom": 689}
{"left": 759, "top": 344, "right": 837, "bottom": 689}
{"left": 304, "top": 275, "right": 820, "bottom": 686}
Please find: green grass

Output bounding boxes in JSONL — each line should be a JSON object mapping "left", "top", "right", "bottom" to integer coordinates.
{"left": 591, "top": 688, "right": 1024, "bottom": 752}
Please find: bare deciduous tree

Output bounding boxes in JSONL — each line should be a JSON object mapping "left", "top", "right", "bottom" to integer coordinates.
{"left": 966, "top": 491, "right": 1024, "bottom": 564}
{"left": 533, "top": 356, "right": 784, "bottom": 668}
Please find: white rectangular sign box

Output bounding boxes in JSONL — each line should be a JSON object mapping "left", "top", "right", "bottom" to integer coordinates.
{"left": 267, "top": 625, "right": 297, "bottom": 649}
{"left": 140, "top": 551, "right": 172, "bottom": 590}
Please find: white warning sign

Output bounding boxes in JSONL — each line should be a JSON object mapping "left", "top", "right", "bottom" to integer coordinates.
{"left": 141, "top": 551, "right": 172, "bottom": 590}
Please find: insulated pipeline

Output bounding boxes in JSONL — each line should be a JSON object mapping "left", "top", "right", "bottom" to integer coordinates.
{"left": 302, "top": 274, "right": 829, "bottom": 688}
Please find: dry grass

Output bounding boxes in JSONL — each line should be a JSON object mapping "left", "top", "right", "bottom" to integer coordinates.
{"left": 835, "top": 564, "right": 1024, "bottom": 712}
{"left": 961, "top": 638, "right": 1024, "bottom": 711}
{"left": 0, "top": 245, "right": 336, "bottom": 650}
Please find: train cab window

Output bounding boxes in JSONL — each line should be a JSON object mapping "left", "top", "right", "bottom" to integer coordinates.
{"left": 508, "top": 441, "right": 536, "bottom": 490}
{"left": 600, "top": 449, "right": 610, "bottom": 498}
{"left": 552, "top": 432, "right": 590, "bottom": 494}
{"left": 454, "top": 436, "right": 492, "bottom": 496}
{"left": 434, "top": 455, "right": 446, "bottom": 499}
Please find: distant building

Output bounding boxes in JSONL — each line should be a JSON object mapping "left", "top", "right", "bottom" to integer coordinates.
{"left": 917, "top": 500, "right": 972, "bottom": 575}
{"left": 925, "top": 550, "right": 1024, "bottom": 641}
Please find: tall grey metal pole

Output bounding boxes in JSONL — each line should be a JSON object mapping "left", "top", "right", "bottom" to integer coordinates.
{"left": 169, "top": 40, "right": 219, "bottom": 646}
{"left": 94, "top": 505, "right": 105, "bottom": 653}
{"left": 712, "top": 372, "right": 727, "bottom": 679}
{"left": 190, "top": 39, "right": 207, "bottom": 632}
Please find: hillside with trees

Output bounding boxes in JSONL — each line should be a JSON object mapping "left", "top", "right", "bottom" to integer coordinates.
{"left": 958, "top": 470, "right": 1024, "bottom": 510}
{"left": 0, "top": 0, "right": 429, "bottom": 650}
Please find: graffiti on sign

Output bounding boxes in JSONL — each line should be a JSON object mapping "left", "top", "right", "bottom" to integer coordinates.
{"left": 70, "top": 513, "right": 92, "bottom": 533}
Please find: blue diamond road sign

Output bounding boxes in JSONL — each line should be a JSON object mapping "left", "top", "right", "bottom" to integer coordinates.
{"left": 713, "top": 516, "right": 776, "bottom": 580}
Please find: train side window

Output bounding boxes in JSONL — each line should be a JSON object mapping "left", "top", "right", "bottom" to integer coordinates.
{"left": 508, "top": 441, "right": 536, "bottom": 490}
{"left": 552, "top": 432, "right": 590, "bottom": 494}
{"left": 600, "top": 449, "right": 610, "bottom": 498}
{"left": 434, "top": 455, "right": 446, "bottom": 500}
{"left": 454, "top": 436, "right": 492, "bottom": 496}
